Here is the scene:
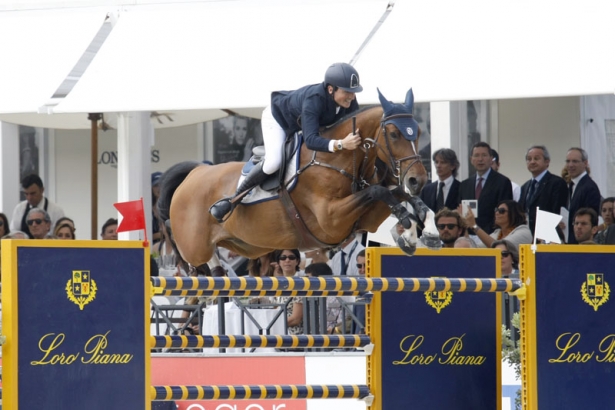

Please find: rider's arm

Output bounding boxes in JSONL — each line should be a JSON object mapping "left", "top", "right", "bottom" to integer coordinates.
{"left": 301, "top": 95, "right": 334, "bottom": 152}
{"left": 301, "top": 95, "right": 360, "bottom": 152}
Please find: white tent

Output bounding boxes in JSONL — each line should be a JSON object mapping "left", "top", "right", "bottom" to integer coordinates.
{"left": 355, "top": 0, "right": 615, "bottom": 104}
{"left": 2, "top": 0, "right": 613, "bottom": 123}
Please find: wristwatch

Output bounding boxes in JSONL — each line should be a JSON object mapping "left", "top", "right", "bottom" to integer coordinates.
{"left": 335, "top": 140, "right": 343, "bottom": 151}
{"left": 472, "top": 224, "right": 479, "bottom": 231}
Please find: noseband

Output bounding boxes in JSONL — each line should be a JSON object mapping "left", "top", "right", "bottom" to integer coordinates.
{"left": 376, "top": 113, "right": 422, "bottom": 186}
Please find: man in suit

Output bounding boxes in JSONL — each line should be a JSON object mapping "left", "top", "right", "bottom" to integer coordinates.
{"left": 459, "top": 142, "right": 513, "bottom": 233}
{"left": 565, "top": 147, "right": 601, "bottom": 244}
{"left": 519, "top": 145, "right": 568, "bottom": 236}
{"left": 420, "top": 148, "right": 460, "bottom": 213}
{"left": 491, "top": 149, "right": 521, "bottom": 202}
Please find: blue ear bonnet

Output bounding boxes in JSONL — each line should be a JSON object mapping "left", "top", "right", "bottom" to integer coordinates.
{"left": 377, "top": 88, "right": 419, "bottom": 141}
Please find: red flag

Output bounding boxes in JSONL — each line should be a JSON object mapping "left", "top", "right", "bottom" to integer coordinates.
{"left": 114, "top": 198, "right": 146, "bottom": 233}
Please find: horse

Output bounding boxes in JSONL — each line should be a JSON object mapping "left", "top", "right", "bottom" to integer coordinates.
{"left": 158, "top": 88, "right": 440, "bottom": 273}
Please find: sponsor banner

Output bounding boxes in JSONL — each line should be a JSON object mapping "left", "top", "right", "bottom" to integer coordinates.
{"left": 151, "top": 356, "right": 306, "bottom": 410}
{"left": 522, "top": 245, "right": 615, "bottom": 408}
{"left": 368, "top": 248, "right": 501, "bottom": 410}
{"left": 1, "top": 241, "right": 149, "bottom": 410}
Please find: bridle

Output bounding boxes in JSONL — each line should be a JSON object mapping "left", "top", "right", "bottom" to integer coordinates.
{"left": 373, "top": 113, "right": 422, "bottom": 187}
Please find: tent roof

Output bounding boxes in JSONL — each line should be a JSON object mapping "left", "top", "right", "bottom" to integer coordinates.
{"left": 355, "top": 0, "right": 615, "bottom": 104}
{"left": 1, "top": 0, "right": 614, "bottom": 130}
{"left": 52, "top": 0, "right": 389, "bottom": 113}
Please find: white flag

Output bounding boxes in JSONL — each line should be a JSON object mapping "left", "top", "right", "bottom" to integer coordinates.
{"left": 535, "top": 209, "right": 563, "bottom": 244}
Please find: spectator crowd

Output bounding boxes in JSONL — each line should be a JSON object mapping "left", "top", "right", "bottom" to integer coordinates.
{"left": 3, "top": 140, "right": 613, "bottom": 341}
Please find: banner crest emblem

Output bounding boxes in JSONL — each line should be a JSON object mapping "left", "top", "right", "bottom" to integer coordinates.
{"left": 581, "top": 273, "right": 610, "bottom": 311}
{"left": 425, "top": 278, "right": 453, "bottom": 313}
{"left": 66, "top": 270, "right": 97, "bottom": 310}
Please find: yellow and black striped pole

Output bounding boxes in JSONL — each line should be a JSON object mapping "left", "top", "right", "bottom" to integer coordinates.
{"left": 155, "top": 289, "right": 365, "bottom": 297}
{"left": 151, "top": 334, "right": 371, "bottom": 349}
{"left": 151, "top": 384, "right": 371, "bottom": 401}
{"left": 151, "top": 276, "right": 521, "bottom": 293}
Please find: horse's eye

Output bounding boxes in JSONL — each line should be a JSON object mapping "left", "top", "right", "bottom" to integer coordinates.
{"left": 388, "top": 130, "right": 400, "bottom": 139}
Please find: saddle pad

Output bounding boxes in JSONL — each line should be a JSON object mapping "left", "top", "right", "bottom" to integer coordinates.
{"left": 239, "top": 134, "right": 302, "bottom": 205}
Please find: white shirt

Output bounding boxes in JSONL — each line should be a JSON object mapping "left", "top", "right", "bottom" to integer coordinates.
{"left": 329, "top": 239, "right": 365, "bottom": 276}
{"left": 438, "top": 175, "right": 455, "bottom": 204}
{"left": 511, "top": 181, "right": 521, "bottom": 202}
{"left": 476, "top": 168, "right": 491, "bottom": 188}
{"left": 570, "top": 171, "right": 587, "bottom": 197}
{"left": 10, "top": 197, "right": 65, "bottom": 232}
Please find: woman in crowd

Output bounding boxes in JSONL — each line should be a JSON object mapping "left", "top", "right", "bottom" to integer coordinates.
{"left": 594, "top": 197, "right": 615, "bottom": 244}
{"left": 0, "top": 212, "right": 10, "bottom": 238}
{"left": 272, "top": 249, "right": 303, "bottom": 334}
{"left": 463, "top": 200, "right": 532, "bottom": 249}
{"left": 491, "top": 239, "right": 519, "bottom": 277}
{"left": 54, "top": 223, "right": 75, "bottom": 239}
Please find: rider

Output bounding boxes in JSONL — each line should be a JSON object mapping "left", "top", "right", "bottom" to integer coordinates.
{"left": 210, "top": 62, "right": 364, "bottom": 222}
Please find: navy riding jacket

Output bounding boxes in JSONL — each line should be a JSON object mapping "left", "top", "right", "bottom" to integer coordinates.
{"left": 271, "top": 83, "right": 359, "bottom": 152}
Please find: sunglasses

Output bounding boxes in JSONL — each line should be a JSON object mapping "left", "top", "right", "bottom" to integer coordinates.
{"left": 495, "top": 207, "right": 508, "bottom": 214}
{"left": 27, "top": 218, "right": 44, "bottom": 226}
{"left": 436, "top": 223, "right": 458, "bottom": 230}
{"left": 279, "top": 255, "right": 297, "bottom": 261}
{"left": 356, "top": 263, "right": 365, "bottom": 269}
{"left": 501, "top": 251, "right": 512, "bottom": 258}
{"left": 0, "top": 220, "right": 4, "bottom": 227}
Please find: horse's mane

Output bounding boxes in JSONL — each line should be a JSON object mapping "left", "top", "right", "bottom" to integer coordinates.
{"left": 326, "top": 105, "right": 381, "bottom": 131}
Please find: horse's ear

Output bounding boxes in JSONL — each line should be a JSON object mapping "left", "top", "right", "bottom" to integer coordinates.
{"left": 405, "top": 88, "right": 415, "bottom": 112}
{"left": 377, "top": 88, "right": 394, "bottom": 113}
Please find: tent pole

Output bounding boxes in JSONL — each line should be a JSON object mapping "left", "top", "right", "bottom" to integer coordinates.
{"left": 88, "top": 113, "right": 102, "bottom": 240}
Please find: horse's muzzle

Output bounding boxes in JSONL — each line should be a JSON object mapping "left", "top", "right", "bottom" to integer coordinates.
{"left": 406, "top": 175, "right": 427, "bottom": 196}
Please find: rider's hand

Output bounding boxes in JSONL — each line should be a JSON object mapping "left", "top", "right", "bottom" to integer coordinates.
{"left": 341, "top": 129, "right": 361, "bottom": 150}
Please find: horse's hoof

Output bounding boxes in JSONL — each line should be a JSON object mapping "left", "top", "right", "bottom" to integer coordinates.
{"left": 420, "top": 234, "right": 442, "bottom": 251}
{"left": 397, "top": 236, "right": 416, "bottom": 256}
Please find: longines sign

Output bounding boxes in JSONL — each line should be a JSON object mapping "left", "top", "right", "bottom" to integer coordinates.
{"left": 98, "top": 149, "right": 160, "bottom": 167}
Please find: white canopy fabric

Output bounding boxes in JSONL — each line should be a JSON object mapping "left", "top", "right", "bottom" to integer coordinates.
{"left": 0, "top": 8, "right": 107, "bottom": 114}
{"left": 1, "top": 0, "right": 614, "bottom": 128}
{"left": 355, "top": 0, "right": 615, "bottom": 104}
{"left": 51, "top": 0, "right": 390, "bottom": 114}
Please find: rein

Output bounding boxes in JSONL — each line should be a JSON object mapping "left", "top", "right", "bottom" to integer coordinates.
{"left": 289, "top": 113, "right": 421, "bottom": 190}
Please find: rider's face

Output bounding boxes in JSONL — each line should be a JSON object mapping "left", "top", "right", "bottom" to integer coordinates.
{"left": 331, "top": 87, "right": 356, "bottom": 109}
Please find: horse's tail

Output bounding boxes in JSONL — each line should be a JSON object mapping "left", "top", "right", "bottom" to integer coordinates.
{"left": 157, "top": 161, "right": 212, "bottom": 276}
{"left": 157, "top": 160, "right": 202, "bottom": 224}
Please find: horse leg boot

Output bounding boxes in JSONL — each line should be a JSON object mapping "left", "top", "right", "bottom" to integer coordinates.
{"left": 406, "top": 196, "right": 441, "bottom": 250}
{"left": 209, "top": 162, "right": 269, "bottom": 222}
{"left": 390, "top": 203, "right": 413, "bottom": 229}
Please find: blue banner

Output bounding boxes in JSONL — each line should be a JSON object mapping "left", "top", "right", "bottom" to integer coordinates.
{"left": 12, "top": 244, "right": 148, "bottom": 409}
{"left": 372, "top": 248, "right": 500, "bottom": 410}
{"left": 533, "top": 250, "right": 615, "bottom": 408}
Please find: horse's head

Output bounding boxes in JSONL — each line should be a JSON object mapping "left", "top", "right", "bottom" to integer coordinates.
{"left": 377, "top": 88, "right": 427, "bottom": 195}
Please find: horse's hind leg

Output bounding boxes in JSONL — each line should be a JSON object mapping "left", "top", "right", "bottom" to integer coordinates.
{"left": 207, "top": 252, "right": 227, "bottom": 277}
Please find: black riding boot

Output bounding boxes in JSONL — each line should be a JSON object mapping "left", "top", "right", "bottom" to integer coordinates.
{"left": 209, "top": 162, "right": 269, "bottom": 222}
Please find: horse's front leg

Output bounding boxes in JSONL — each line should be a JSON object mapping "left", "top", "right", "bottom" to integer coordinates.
{"left": 418, "top": 209, "right": 442, "bottom": 250}
{"left": 356, "top": 185, "right": 418, "bottom": 256}
{"left": 388, "top": 189, "right": 441, "bottom": 251}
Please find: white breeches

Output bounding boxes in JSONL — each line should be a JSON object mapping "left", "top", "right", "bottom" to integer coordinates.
{"left": 261, "top": 105, "right": 286, "bottom": 175}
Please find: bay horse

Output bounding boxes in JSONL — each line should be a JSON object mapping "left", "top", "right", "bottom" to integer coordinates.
{"left": 158, "top": 88, "right": 439, "bottom": 272}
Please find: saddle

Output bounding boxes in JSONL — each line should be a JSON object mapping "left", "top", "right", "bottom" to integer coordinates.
{"left": 240, "top": 132, "right": 302, "bottom": 193}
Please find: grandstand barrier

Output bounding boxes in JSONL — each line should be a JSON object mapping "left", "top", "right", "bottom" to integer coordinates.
{"left": 9, "top": 242, "right": 611, "bottom": 409}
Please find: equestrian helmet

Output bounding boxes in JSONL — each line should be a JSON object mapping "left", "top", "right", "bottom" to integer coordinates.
{"left": 325, "top": 63, "right": 363, "bottom": 93}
